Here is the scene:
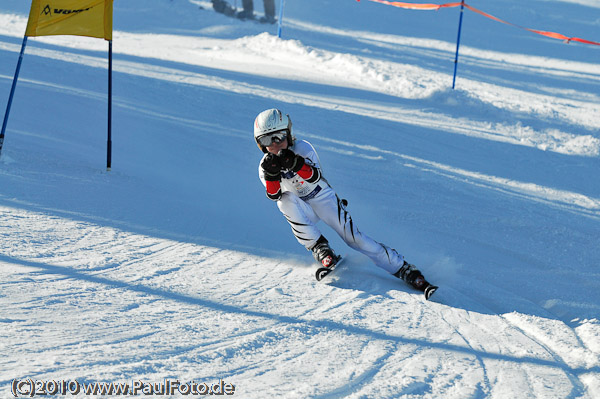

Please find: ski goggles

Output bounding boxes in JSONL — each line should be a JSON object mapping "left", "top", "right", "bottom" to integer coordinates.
{"left": 257, "top": 130, "right": 288, "bottom": 147}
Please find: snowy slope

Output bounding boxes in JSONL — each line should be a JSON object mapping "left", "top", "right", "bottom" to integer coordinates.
{"left": 1, "top": 0, "right": 599, "bottom": 397}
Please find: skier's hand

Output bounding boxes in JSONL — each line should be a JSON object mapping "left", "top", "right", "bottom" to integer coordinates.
{"left": 261, "top": 153, "right": 282, "bottom": 181}
{"left": 278, "top": 148, "right": 305, "bottom": 173}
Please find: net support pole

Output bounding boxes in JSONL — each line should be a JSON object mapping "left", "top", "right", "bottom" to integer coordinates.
{"left": 452, "top": 0, "right": 465, "bottom": 89}
{"left": 277, "top": 0, "right": 285, "bottom": 38}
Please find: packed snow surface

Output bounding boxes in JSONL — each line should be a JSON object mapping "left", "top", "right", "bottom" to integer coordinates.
{"left": 0, "top": 0, "right": 599, "bottom": 397}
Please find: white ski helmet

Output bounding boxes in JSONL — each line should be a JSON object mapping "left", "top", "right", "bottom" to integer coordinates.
{"left": 254, "top": 108, "right": 293, "bottom": 153}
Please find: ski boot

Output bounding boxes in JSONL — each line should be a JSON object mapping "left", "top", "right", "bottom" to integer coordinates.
{"left": 259, "top": 15, "right": 277, "bottom": 24}
{"left": 310, "top": 235, "right": 338, "bottom": 269}
{"left": 236, "top": 9, "right": 255, "bottom": 20}
{"left": 212, "top": 0, "right": 236, "bottom": 16}
{"left": 394, "top": 261, "right": 438, "bottom": 300}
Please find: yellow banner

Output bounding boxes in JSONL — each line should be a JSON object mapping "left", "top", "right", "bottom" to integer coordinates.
{"left": 25, "top": 0, "right": 113, "bottom": 41}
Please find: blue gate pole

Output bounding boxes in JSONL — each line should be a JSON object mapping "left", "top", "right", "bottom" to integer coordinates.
{"left": 277, "top": 0, "right": 285, "bottom": 38}
{"left": 107, "top": 40, "right": 112, "bottom": 171}
{"left": 1, "top": 36, "right": 28, "bottom": 160}
{"left": 452, "top": 0, "right": 465, "bottom": 89}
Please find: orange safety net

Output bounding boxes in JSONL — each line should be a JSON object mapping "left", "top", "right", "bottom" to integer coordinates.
{"left": 363, "top": 0, "right": 600, "bottom": 46}
{"left": 362, "top": 1, "right": 462, "bottom": 10}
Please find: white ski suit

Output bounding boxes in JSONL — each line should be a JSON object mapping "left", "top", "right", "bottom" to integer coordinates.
{"left": 259, "top": 139, "right": 405, "bottom": 275}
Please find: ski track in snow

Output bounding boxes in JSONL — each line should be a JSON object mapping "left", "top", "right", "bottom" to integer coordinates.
{"left": 1, "top": 204, "right": 598, "bottom": 397}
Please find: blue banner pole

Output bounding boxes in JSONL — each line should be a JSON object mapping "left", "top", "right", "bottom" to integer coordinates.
{"left": 277, "top": 0, "right": 285, "bottom": 38}
{"left": 1, "top": 36, "right": 28, "bottom": 160}
{"left": 452, "top": 0, "right": 465, "bottom": 89}
{"left": 107, "top": 40, "right": 112, "bottom": 171}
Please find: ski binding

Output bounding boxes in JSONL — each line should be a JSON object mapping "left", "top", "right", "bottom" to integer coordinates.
{"left": 315, "top": 255, "right": 343, "bottom": 281}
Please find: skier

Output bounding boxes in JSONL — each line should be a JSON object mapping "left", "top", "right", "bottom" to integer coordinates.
{"left": 254, "top": 108, "right": 437, "bottom": 298}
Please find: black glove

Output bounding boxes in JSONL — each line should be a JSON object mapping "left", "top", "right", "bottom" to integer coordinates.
{"left": 278, "top": 148, "right": 305, "bottom": 173}
{"left": 261, "top": 153, "right": 282, "bottom": 181}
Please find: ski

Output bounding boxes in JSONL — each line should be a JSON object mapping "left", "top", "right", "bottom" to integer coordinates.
{"left": 412, "top": 276, "right": 438, "bottom": 300}
{"left": 315, "top": 255, "right": 343, "bottom": 281}
{"left": 423, "top": 283, "right": 439, "bottom": 300}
